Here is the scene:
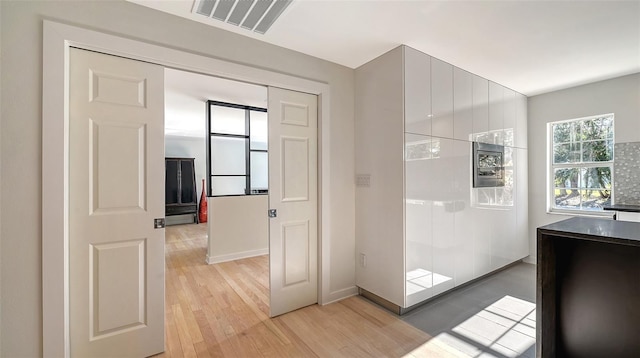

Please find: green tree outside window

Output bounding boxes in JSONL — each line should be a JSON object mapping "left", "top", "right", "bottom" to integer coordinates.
{"left": 551, "top": 115, "right": 614, "bottom": 210}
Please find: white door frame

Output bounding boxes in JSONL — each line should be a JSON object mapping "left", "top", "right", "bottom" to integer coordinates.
{"left": 42, "top": 20, "right": 332, "bottom": 358}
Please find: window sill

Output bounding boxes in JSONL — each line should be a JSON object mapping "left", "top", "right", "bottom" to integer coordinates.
{"left": 547, "top": 208, "right": 615, "bottom": 219}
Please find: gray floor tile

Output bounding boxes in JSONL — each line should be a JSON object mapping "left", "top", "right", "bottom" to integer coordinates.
{"left": 401, "top": 262, "right": 536, "bottom": 358}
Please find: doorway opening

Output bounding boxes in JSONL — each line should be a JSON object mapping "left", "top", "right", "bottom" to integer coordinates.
{"left": 163, "top": 68, "right": 272, "bottom": 315}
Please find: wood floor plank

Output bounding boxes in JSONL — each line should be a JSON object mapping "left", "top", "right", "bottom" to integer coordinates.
{"left": 159, "top": 223, "right": 452, "bottom": 358}
{"left": 164, "top": 304, "right": 184, "bottom": 358}
{"left": 172, "top": 304, "right": 198, "bottom": 358}
{"left": 213, "top": 263, "right": 291, "bottom": 345}
{"left": 191, "top": 309, "right": 223, "bottom": 357}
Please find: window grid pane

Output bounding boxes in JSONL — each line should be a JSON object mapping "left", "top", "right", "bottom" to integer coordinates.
{"left": 210, "top": 105, "right": 247, "bottom": 135}
{"left": 211, "top": 136, "right": 246, "bottom": 175}
{"left": 250, "top": 111, "right": 268, "bottom": 150}
{"left": 553, "top": 165, "right": 612, "bottom": 210}
{"left": 211, "top": 176, "right": 246, "bottom": 196}
{"left": 250, "top": 151, "right": 268, "bottom": 190}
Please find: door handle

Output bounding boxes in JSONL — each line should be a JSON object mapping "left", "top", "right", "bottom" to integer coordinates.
{"left": 268, "top": 209, "right": 277, "bottom": 218}
{"left": 154, "top": 218, "right": 165, "bottom": 229}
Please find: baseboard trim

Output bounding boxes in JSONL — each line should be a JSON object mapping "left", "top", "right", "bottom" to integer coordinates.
{"left": 359, "top": 258, "right": 533, "bottom": 316}
{"left": 321, "top": 286, "right": 359, "bottom": 305}
{"left": 398, "top": 258, "right": 530, "bottom": 315}
{"left": 206, "top": 248, "right": 269, "bottom": 264}
{"left": 358, "top": 288, "right": 402, "bottom": 315}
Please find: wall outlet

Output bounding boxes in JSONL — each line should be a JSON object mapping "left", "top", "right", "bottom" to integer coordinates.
{"left": 355, "top": 174, "right": 371, "bottom": 187}
{"left": 359, "top": 253, "right": 366, "bottom": 268}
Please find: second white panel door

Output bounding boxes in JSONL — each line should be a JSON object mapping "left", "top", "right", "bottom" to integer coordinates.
{"left": 431, "top": 58, "right": 454, "bottom": 138}
{"left": 268, "top": 87, "right": 318, "bottom": 317}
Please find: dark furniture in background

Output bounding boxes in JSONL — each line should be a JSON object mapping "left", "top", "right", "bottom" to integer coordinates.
{"left": 537, "top": 217, "right": 640, "bottom": 357}
{"left": 165, "top": 157, "right": 198, "bottom": 224}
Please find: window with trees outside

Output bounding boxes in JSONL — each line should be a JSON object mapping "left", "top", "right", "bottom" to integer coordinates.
{"left": 550, "top": 114, "right": 614, "bottom": 212}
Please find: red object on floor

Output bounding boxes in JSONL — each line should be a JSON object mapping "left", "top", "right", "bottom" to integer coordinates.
{"left": 198, "top": 179, "right": 208, "bottom": 223}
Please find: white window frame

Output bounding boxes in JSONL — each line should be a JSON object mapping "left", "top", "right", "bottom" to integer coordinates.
{"left": 547, "top": 113, "right": 615, "bottom": 216}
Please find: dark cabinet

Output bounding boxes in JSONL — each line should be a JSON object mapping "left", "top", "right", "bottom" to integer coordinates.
{"left": 537, "top": 217, "right": 640, "bottom": 357}
{"left": 165, "top": 157, "right": 198, "bottom": 223}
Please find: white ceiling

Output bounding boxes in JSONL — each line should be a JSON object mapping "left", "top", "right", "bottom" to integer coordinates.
{"left": 165, "top": 68, "right": 267, "bottom": 137}
{"left": 131, "top": 0, "right": 640, "bottom": 96}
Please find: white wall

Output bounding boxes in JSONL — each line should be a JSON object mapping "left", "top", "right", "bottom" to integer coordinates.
{"left": 527, "top": 73, "right": 640, "bottom": 263}
{"left": 0, "top": 1, "right": 3, "bottom": 353}
{"left": 355, "top": 47, "right": 405, "bottom": 306}
{"left": 207, "top": 195, "right": 269, "bottom": 263}
{"left": 0, "top": 1, "right": 355, "bottom": 356}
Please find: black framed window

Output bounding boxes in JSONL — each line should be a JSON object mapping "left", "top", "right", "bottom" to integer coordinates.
{"left": 206, "top": 100, "right": 268, "bottom": 196}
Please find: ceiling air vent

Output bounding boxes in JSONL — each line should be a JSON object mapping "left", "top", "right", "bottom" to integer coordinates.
{"left": 193, "top": 0, "right": 292, "bottom": 34}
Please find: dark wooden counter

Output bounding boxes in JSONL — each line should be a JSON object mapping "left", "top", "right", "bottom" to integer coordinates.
{"left": 537, "top": 217, "right": 640, "bottom": 357}
{"left": 603, "top": 204, "right": 640, "bottom": 213}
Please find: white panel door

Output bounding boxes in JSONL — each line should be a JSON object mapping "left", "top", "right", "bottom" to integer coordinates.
{"left": 404, "top": 46, "right": 432, "bottom": 135}
{"left": 515, "top": 93, "right": 528, "bottom": 149}
{"left": 453, "top": 140, "right": 474, "bottom": 286}
{"left": 69, "top": 48, "right": 165, "bottom": 357}
{"left": 490, "top": 146, "right": 517, "bottom": 271}
{"left": 488, "top": 81, "right": 504, "bottom": 145}
{"left": 515, "top": 148, "right": 530, "bottom": 258}
{"left": 453, "top": 67, "right": 473, "bottom": 141}
{"left": 268, "top": 87, "right": 318, "bottom": 317}
{"left": 431, "top": 58, "right": 454, "bottom": 138}
{"left": 472, "top": 75, "right": 489, "bottom": 142}
{"left": 429, "top": 137, "right": 456, "bottom": 297}
{"left": 503, "top": 87, "right": 516, "bottom": 147}
{"left": 405, "top": 133, "right": 435, "bottom": 306}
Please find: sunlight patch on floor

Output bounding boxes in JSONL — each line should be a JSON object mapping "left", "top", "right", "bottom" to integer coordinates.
{"left": 404, "top": 295, "right": 536, "bottom": 358}
{"left": 406, "top": 268, "right": 453, "bottom": 295}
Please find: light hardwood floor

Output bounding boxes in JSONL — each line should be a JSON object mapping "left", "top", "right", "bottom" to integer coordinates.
{"left": 158, "top": 223, "right": 464, "bottom": 357}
